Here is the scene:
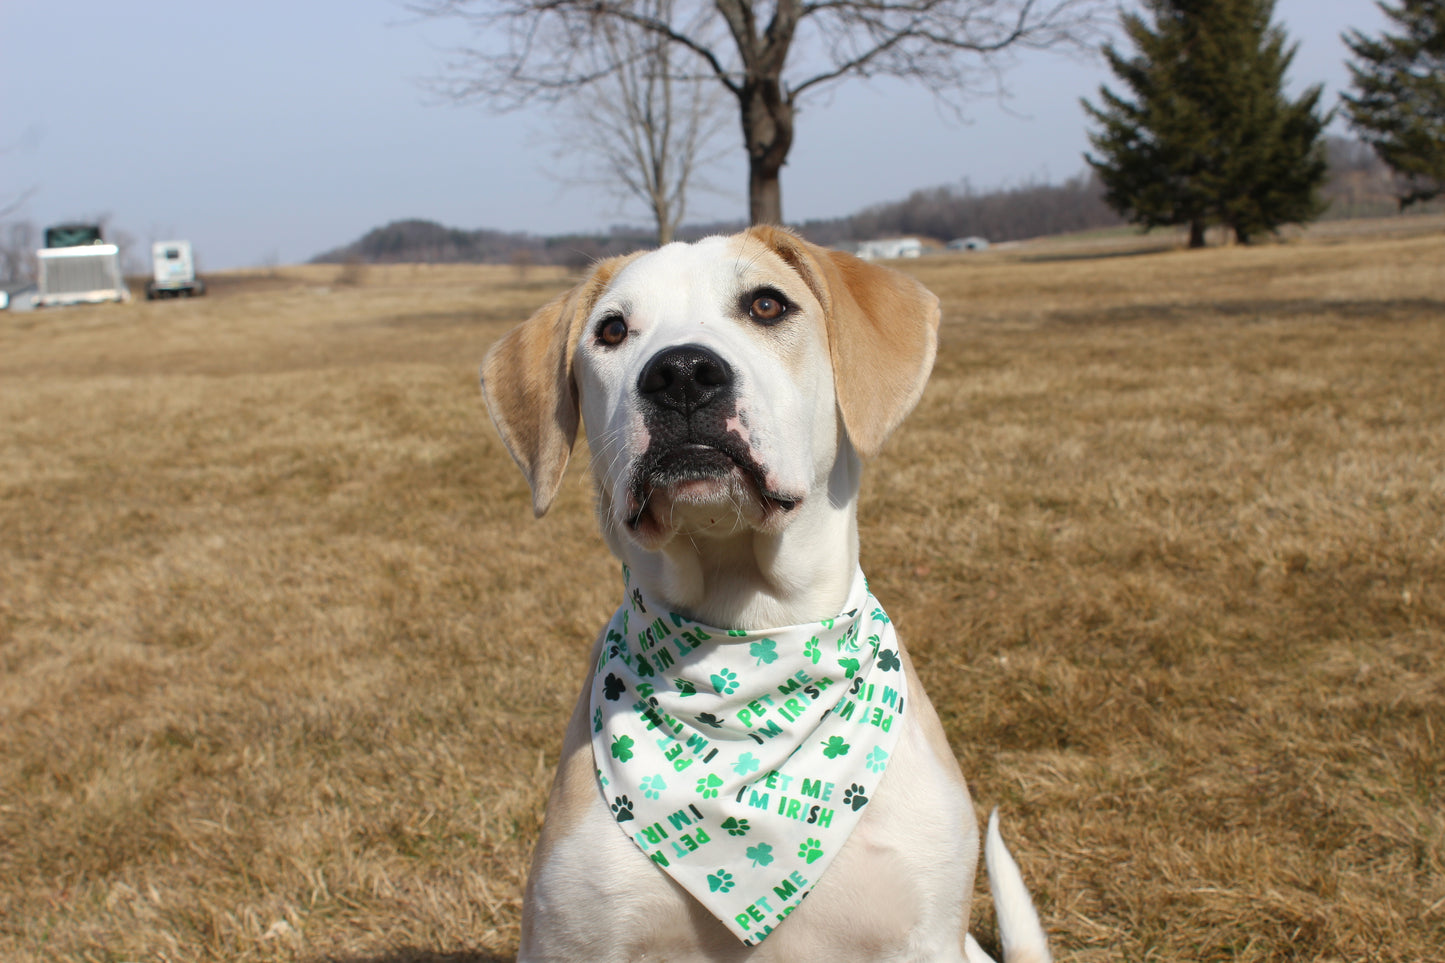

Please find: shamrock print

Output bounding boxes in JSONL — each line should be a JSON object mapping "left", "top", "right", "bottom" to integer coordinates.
{"left": 750, "top": 638, "right": 778, "bottom": 665}
{"left": 732, "top": 752, "right": 761, "bottom": 776}
{"left": 707, "top": 869, "right": 736, "bottom": 893}
{"left": 798, "top": 837, "right": 824, "bottom": 864}
{"left": 721, "top": 816, "right": 751, "bottom": 836}
{"left": 640, "top": 774, "right": 667, "bottom": 800}
{"left": 695, "top": 712, "right": 725, "bottom": 729}
{"left": 695, "top": 773, "right": 724, "bottom": 798}
{"left": 746, "top": 842, "right": 774, "bottom": 867}
{"left": 864, "top": 746, "right": 890, "bottom": 774}
{"left": 804, "top": 636, "right": 821, "bottom": 664}
{"left": 611, "top": 734, "right": 636, "bottom": 762}
{"left": 610, "top": 795, "right": 635, "bottom": 822}
{"left": 710, "top": 668, "right": 739, "bottom": 695}
{"left": 843, "top": 783, "right": 869, "bottom": 811}
{"left": 592, "top": 707, "right": 603, "bottom": 734}
{"left": 635, "top": 655, "right": 655, "bottom": 677}
{"left": 837, "top": 657, "right": 861, "bottom": 679}
{"left": 877, "top": 648, "right": 901, "bottom": 671}
{"left": 821, "top": 736, "right": 851, "bottom": 759}
{"left": 603, "top": 673, "right": 626, "bottom": 701}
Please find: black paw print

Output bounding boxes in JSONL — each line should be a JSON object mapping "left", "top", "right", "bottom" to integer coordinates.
{"left": 611, "top": 794, "right": 635, "bottom": 822}
{"left": 603, "top": 673, "right": 626, "bottom": 701}
{"left": 843, "top": 783, "right": 868, "bottom": 811}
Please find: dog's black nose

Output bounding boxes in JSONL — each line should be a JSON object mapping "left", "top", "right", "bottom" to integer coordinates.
{"left": 637, "top": 344, "right": 734, "bottom": 414}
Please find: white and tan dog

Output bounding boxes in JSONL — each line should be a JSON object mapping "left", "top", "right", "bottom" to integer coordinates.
{"left": 482, "top": 226, "right": 1049, "bottom": 962}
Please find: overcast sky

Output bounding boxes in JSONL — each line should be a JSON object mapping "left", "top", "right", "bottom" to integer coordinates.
{"left": 1, "top": 1, "right": 1388, "bottom": 269}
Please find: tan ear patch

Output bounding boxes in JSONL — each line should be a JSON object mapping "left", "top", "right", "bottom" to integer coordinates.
{"left": 481, "top": 255, "right": 637, "bottom": 516}
{"left": 747, "top": 226, "right": 940, "bottom": 458}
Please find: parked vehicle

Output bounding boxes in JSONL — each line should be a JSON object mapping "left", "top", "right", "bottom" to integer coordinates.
{"left": 147, "top": 240, "right": 206, "bottom": 299}
{"left": 35, "top": 223, "right": 129, "bottom": 308}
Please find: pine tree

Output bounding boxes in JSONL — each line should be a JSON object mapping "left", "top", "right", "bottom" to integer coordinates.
{"left": 1083, "top": 0, "right": 1329, "bottom": 247}
{"left": 1342, "top": 1, "right": 1445, "bottom": 209}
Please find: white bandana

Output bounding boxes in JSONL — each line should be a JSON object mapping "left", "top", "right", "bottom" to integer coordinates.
{"left": 590, "top": 567, "right": 906, "bottom": 945}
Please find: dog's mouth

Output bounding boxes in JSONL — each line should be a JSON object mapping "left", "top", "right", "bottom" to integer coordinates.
{"left": 626, "top": 441, "right": 800, "bottom": 533}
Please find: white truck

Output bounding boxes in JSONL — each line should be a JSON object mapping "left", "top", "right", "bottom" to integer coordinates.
{"left": 147, "top": 240, "right": 206, "bottom": 299}
{"left": 35, "top": 223, "right": 130, "bottom": 308}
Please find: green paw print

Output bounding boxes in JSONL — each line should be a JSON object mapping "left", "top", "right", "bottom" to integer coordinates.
{"left": 592, "top": 707, "right": 603, "bottom": 733}
{"left": 821, "top": 735, "right": 851, "bottom": 759}
{"left": 710, "top": 668, "right": 739, "bottom": 695}
{"left": 804, "top": 636, "right": 821, "bottom": 664}
{"left": 610, "top": 734, "right": 635, "bottom": 762}
{"left": 695, "top": 773, "right": 724, "bottom": 798}
{"left": 640, "top": 774, "right": 667, "bottom": 799}
{"left": 720, "top": 816, "right": 750, "bottom": 836}
{"left": 798, "top": 837, "right": 824, "bottom": 864}
{"left": 865, "top": 746, "right": 890, "bottom": 774}
{"left": 707, "top": 869, "right": 736, "bottom": 893}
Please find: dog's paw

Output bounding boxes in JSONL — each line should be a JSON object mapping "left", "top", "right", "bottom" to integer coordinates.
{"left": 721, "top": 816, "right": 751, "bottom": 836}
{"left": 798, "top": 838, "right": 824, "bottom": 864}
{"left": 707, "top": 869, "right": 736, "bottom": 893}
{"left": 709, "top": 668, "right": 739, "bottom": 695}
{"left": 610, "top": 795, "right": 635, "bottom": 822}
{"left": 843, "top": 783, "right": 869, "bottom": 811}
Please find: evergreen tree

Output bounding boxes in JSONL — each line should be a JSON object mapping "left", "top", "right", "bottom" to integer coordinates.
{"left": 1083, "top": 0, "right": 1329, "bottom": 247}
{"left": 1342, "top": 1, "right": 1445, "bottom": 209}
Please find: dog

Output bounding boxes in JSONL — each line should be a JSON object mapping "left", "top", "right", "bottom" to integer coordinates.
{"left": 482, "top": 226, "right": 1050, "bottom": 962}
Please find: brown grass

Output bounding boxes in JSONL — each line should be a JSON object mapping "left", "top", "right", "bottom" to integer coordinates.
{"left": 2, "top": 223, "right": 1442, "bottom": 962}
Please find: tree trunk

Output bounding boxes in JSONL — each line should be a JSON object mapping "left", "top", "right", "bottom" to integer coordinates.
{"left": 1188, "top": 218, "right": 1207, "bottom": 249}
{"left": 739, "top": 79, "right": 793, "bottom": 226}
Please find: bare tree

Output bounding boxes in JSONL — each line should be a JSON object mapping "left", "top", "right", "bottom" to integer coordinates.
{"left": 413, "top": 0, "right": 1110, "bottom": 225}
{"left": 551, "top": 0, "right": 732, "bottom": 245}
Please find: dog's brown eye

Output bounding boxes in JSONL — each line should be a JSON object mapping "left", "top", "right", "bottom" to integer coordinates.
{"left": 749, "top": 291, "right": 788, "bottom": 324}
{"left": 597, "top": 315, "right": 629, "bottom": 346}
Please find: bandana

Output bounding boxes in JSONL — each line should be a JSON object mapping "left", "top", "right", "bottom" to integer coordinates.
{"left": 590, "top": 566, "right": 906, "bottom": 945}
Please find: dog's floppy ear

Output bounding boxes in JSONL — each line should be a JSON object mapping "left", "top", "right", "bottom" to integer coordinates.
{"left": 751, "top": 226, "right": 940, "bottom": 458}
{"left": 481, "top": 256, "right": 634, "bottom": 516}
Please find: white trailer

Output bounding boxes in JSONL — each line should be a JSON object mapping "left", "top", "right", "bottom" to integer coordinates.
{"left": 147, "top": 240, "right": 206, "bottom": 299}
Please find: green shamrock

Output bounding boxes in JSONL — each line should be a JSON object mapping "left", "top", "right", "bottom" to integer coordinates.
{"left": 821, "top": 736, "right": 850, "bottom": 759}
{"left": 695, "top": 773, "right": 724, "bottom": 798}
{"left": 611, "top": 734, "right": 635, "bottom": 762}
{"left": 746, "top": 842, "right": 774, "bottom": 867}
{"left": 592, "top": 707, "right": 603, "bottom": 733}
{"left": 837, "top": 657, "right": 861, "bottom": 679}
{"left": 732, "top": 751, "right": 761, "bottom": 776}
{"left": 750, "top": 638, "right": 779, "bottom": 665}
{"left": 798, "top": 838, "right": 824, "bottom": 864}
{"left": 710, "top": 668, "right": 739, "bottom": 695}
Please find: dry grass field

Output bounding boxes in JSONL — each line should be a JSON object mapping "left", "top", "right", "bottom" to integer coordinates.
{"left": 2, "top": 221, "right": 1443, "bottom": 962}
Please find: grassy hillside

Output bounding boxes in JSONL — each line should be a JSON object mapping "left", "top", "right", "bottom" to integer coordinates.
{"left": 2, "top": 221, "right": 1442, "bottom": 961}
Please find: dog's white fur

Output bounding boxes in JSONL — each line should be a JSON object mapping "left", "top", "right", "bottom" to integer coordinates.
{"left": 482, "top": 227, "right": 1049, "bottom": 962}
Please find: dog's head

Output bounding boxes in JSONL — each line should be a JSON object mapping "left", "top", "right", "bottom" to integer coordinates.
{"left": 482, "top": 226, "right": 939, "bottom": 550}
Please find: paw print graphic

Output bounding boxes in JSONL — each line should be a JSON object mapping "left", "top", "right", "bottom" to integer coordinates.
{"left": 592, "top": 707, "right": 603, "bottom": 734}
{"left": 707, "top": 869, "right": 736, "bottom": 893}
{"left": 864, "top": 746, "right": 890, "bottom": 774}
{"left": 798, "top": 838, "right": 824, "bottom": 864}
{"left": 721, "top": 816, "right": 751, "bottom": 836}
{"left": 732, "top": 752, "right": 761, "bottom": 776}
{"left": 746, "top": 842, "right": 774, "bottom": 867}
{"left": 674, "top": 678, "right": 697, "bottom": 697}
{"left": 695, "top": 773, "right": 724, "bottom": 798}
{"left": 871, "top": 607, "right": 891, "bottom": 625}
{"left": 610, "top": 734, "right": 636, "bottom": 762}
{"left": 804, "top": 636, "right": 821, "bottom": 664}
{"left": 710, "top": 668, "right": 739, "bottom": 695}
{"left": 640, "top": 774, "right": 667, "bottom": 800}
{"left": 843, "top": 783, "right": 868, "bottom": 811}
{"left": 750, "top": 638, "right": 778, "bottom": 665}
{"left": 610, "top": 795, "right": 635, "bottom": 822}
{"left": 603, "top": 673, "right": 626, "bottom": 701}
{"left": 821, "top": 735, "right": 851, "bottom": 759}
{"left": 877, "top": 648, "right": 901, "bottom": 672}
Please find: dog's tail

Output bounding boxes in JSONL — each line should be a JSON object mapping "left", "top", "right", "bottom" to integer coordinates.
{"left": 962, "top": 809, "right": 1052, "bottom": 963}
